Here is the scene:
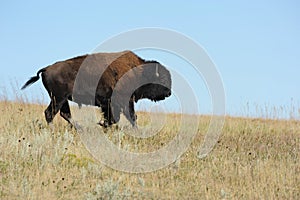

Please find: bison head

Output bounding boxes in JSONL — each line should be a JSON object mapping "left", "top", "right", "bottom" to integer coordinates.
{"left": 133, "top": 61, "right": 172, "bottom": 102}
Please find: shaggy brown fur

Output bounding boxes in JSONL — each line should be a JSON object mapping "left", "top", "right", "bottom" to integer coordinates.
{"left": 21, "top": 51, "right": 171, "bottom": 127}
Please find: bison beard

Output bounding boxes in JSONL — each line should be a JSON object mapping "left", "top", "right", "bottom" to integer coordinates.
{"left": 21, "top": 51, "right": 172, "bottom": 128}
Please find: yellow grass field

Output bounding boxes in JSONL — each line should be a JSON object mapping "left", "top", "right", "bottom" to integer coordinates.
{"left": 0, "top": 100, "right": 299, "bottom": 199}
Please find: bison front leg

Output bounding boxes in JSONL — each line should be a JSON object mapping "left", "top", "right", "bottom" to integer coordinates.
{"left": 99, "top": 104, "right": 110, "bottom": 128}
{"left": 99, "top": 101, "right": 120, "bottom": 128}
{"left": 124, "top": 99, "right": 137, "bottom": 127}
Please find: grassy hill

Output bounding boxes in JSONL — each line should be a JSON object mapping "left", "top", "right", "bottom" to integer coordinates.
{"left": 0, "top": 100, "right": 299, "bottom": 199}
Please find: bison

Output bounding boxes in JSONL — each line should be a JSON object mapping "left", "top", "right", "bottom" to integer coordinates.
{"left": 21, "top": 50, "right": 172, "bottom": 128}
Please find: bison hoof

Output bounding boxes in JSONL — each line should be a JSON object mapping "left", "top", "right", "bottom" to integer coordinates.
{"left": 73, "top": 122, "right": 83, "bottom": 131}
{"left": 98, "top": 120, "right": 109, "bottom": 128}
{"left": 133, "top": 124, "right": 138, "bottom": 130}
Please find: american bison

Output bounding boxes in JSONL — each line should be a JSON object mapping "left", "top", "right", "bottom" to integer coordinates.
{"left": 21, "top": 51, "right": 172, "bottom": 128}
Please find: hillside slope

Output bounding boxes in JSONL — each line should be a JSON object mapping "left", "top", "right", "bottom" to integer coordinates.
{"left": 0, "top": 101, "right": 299, "bottom": 199}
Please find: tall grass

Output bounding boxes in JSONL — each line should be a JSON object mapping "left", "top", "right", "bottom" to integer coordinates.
{"left": 242, "top": 100, "right": 300, "bottom": 120}
{"left": 0, "top": 90, "right": 299, "bottom": 199}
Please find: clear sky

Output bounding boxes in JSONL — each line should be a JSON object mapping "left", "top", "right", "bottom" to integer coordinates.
{"left": 1, "top": 1, "right": 299, "bottom": 118}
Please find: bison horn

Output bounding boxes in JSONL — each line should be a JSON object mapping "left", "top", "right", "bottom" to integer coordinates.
{"left": 156, "top": 63, "right": 159, "bottom": 77}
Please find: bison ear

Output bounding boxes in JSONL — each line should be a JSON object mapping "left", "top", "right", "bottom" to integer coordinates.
{"left": 155, "top": 63, "right": 160, "bottom": 77}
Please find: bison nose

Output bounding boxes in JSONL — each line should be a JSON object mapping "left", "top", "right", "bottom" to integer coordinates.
{"left": 167, "top": 91, "right": 171, "bottom": 96}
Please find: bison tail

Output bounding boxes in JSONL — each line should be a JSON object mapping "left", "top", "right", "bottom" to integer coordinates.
{"left": 21, "top": 68, "right": 45, "bottom": 90}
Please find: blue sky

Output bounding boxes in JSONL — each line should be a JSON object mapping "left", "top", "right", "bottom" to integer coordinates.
{"left": 1, "top": 1, "right": 299, "bottom": 118}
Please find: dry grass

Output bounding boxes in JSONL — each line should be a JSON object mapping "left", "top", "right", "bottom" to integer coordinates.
{"left": 0, "top": 100, "right": 299, "bottom": 199}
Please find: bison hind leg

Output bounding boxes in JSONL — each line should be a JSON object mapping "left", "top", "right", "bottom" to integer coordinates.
{"left": 44, "top": 102, "right": 55, "bottom": 124}
{"left": 44, "top": 99, "right": 63, "bottom": 124}
{"left": 44, "top": 98, "right": 73, "bottom": 127}
{"left": 60, "top": 100, "right": 82, "bottom": 130}
{"left": 60, "top": 101, "right": 72, "bottom": 124}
